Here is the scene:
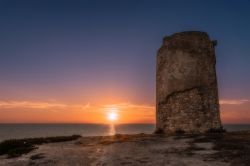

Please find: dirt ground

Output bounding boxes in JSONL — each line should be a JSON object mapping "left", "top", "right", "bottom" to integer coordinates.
{"left": 1, "top": 132, "right": 249, "bottom": 166}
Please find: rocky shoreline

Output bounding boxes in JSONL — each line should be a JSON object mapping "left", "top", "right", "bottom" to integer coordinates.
{"left": 0, "top": 131, "right": 250, "bottom": 166}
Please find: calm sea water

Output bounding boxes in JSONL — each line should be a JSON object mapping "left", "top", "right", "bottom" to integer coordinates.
{"left": 0, "top": 124, "right": 249, "bottom": 142}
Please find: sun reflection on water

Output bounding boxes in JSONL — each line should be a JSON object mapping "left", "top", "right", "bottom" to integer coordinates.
{"left": 109, "top": 123, "right": 116, "bottom": 135}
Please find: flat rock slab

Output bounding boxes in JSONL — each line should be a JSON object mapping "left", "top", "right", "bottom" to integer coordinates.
{"left": 0, "top": 133, "right": 234, "bottom": 166}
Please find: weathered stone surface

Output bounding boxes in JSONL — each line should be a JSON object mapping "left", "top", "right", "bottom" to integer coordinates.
{"left": 156, "top": 31, "right": 222, "bottom": 133}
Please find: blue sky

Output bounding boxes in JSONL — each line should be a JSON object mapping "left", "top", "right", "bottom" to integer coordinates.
{"left": 0, "top": 0, "right": 250, "bottom": 123}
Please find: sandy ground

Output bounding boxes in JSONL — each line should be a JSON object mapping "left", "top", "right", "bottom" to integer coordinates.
{"left": 0, "top": 133, "right": 235, "bottom": 166}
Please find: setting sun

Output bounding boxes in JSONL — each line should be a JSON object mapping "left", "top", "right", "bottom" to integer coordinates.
{"left": 107, "top": 111, "right": 118, "bottom": 121}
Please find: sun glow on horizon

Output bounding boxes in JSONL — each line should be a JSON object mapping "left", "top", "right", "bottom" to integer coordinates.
{"left": 1, "top": 100, "right": 249, "bottom": 124}
{"left": 106, "top": 108, "right": 118, "bottom": 122}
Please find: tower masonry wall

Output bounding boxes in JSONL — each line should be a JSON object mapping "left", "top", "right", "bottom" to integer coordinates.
{"left": 156, "top": 31, "right": 222, "bottom": 133}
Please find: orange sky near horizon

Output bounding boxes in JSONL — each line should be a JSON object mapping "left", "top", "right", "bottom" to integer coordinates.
{"left": 0, "top": 99, "right": 249, "bottom": 124}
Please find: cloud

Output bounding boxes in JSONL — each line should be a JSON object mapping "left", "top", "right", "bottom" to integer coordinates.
{"left": 102, "top": 103, "right": 155, "bottom": 110}
{"left": 219, "top": 99, "right": 249, "bottom": 105}
{"left": 0, "top": 101, "right": 66, "bottom": 109}
{"left": 0, "top": 100, "right": 90, "bottom": 110}
{"left": 0, "top": 100, "right": 155, "bottom": 114}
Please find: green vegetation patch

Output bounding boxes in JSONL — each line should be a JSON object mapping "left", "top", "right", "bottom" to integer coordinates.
{"left": 0, "top": 135, "right": 81, "bottom": 158}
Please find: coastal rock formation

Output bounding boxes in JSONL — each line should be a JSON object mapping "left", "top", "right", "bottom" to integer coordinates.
{"left": 156, "top": 31, "right": 222, "bottom": 133}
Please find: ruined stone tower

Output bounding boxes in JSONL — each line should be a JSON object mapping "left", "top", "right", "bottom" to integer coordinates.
{"left": 156, "top": 31, "right": 222, "bottom": 133}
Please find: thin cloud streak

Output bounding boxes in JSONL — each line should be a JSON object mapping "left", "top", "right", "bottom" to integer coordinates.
{"left": 103, "top": 103, "right": 154, "bottom": 110}
{"left": 219, "top": 99, "right": 249, "bottom": 105}
{"left": 0, "top": 100, "right": 90, "bottom": 110}
{"left": 0, "top": 101, "right": 67, "bottom": 109}
{"left": 0, "top": 100, "right": 155, "bottom": 112}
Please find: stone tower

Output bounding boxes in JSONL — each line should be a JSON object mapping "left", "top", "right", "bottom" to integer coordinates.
{"left": 156, "top": 31, "right": 222, "bottom": 133}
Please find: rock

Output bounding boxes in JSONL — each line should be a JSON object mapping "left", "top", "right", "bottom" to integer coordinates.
{"left": 156, "top": 31, "right": 222, "bottom": 133}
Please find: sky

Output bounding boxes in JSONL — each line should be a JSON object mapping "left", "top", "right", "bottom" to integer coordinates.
{"left": 0, "top": 0, "right": 250, "bottom": 124}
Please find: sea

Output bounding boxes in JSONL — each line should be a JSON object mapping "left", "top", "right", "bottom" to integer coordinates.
{"left": 0, "top": 124, "right": 250, "bottom": 142}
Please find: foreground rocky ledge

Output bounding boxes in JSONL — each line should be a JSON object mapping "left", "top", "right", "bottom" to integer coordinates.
{"left": 0, "top": 131, "right": 250, "bottom": 166}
